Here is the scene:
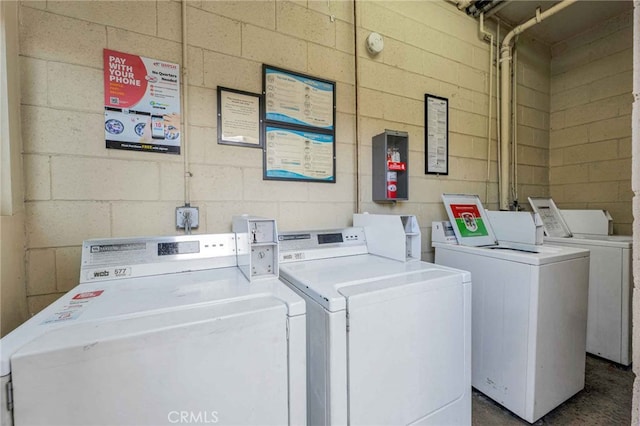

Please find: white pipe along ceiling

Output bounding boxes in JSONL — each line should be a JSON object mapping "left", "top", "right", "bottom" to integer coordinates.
{"left": 498, "top": 0, "right": 578, "bottom": 210}
{"left": 450, "top": 0, "right": 579, "bottom": 209}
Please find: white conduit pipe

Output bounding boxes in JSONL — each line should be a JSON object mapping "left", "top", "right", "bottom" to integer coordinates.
{"left": 353, "top": 0, "right": 361, "bottom": 213}
{"left": 496, "top": 21, "right": 501, "bottom": 205}
{"left": 445, "top": 0, "right": 473, "bottom": 10}
{"left": 456, "top": 0, "right": 473, "bottom": 10}
{"left": 182, "top": 0, "right": 192, "bottom": 208}
{"left": 480, "top": 13, "right": 494, "bottom": 204}
{"left": 512, "top": 44, "right": 518, "bottom": 203}
{"left": 633, "top": 1, "right": 639, "bottom": 200}
{"left": 633, "top": 7, "right": 639, "bottom": 425}
{"left": 499, "top": 0, "right": 578, "bottom": 210}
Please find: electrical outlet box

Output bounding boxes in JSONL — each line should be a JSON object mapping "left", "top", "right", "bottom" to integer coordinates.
{"left": 176, "top": 206, "right": 199, "bottom": 229}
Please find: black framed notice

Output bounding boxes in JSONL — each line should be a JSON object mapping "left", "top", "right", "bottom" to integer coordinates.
{"left": 425, "top": 93, "right": 449, "bottom": 175}
{"left": 264, "top": 125, "right": 335, "bottom": 181}
{"left": 262, "top": 65, "right": 336, "bottom": 183}
{"left": 217, "top": 86, "right": 264, "bottom": 148}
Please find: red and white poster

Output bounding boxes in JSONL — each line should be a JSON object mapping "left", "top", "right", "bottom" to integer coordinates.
{"left": 103, "top": 49, "right": 181, "bottom": 154}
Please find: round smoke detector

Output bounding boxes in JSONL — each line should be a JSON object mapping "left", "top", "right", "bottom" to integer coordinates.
{"left": 366, "top": 32, "right": 384, "bottom": 55}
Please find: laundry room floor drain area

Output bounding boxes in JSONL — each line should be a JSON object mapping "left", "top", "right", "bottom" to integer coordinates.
{"left": 471, "top": 355, "right": 633, "bottom": 425}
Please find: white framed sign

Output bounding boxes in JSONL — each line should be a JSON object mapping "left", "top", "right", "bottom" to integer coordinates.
{"left": 217, "top": 86, "right": 263, "bottom": 148}
{"left": 425, "top": 94, "right": 449, "bottom": 175}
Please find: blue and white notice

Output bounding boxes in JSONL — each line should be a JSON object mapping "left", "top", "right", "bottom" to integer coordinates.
{"left": 265, "top": 68, "right": 334, "bottom": 130}
{"left": 265, "top": 127, "right": 334, "bottom": 181}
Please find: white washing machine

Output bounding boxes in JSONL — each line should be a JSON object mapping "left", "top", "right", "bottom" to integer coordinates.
{"left": 432, "top": 194, "right": 590, "bottom": 424}
{"left": 0, "top": 219, "right": 306, "bottom": 426}
{"left": 277, "top": 217, "right": 472, "bottom": 426}
{"left": 528, "top": 197, "right": 633, "bottom": 365}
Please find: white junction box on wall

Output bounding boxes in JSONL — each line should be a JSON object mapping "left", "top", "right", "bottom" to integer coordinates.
{"left": 176, "top": 206, "right": 199, "bottom": 229}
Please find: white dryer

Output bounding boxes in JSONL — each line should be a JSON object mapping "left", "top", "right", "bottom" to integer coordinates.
{"left": 432, "top": 194, "right": 590, "bottom": 424}
{"left": 528, "top": 197, "right": 633, "bottom": 365}
{"left": 277, "top": 222, "right": 471, "bottom": 426}
{"left": 0, "top": 222, "right": 306, "bottom": 426}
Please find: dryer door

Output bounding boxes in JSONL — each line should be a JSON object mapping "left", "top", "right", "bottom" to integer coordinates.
{"left": 10, "top": 299, "right": 291, "bottom": 426}
{"left": 341, "top": 270, "right": 469, "bottom": 425}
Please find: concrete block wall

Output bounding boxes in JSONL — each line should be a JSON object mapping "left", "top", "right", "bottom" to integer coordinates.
{"left": 15, "top": 0, "right": 551, "bottom": 316}
{"left": 514, "top": 37, "right": 551, "bottom": 204}
{"left": 356, "top": 0, "right": 497, "bottom": 260}
{"left": 549, "top": 10, "right": 633, "bottom": 235}
{"left": 18, "top": 0, "right": 357, "bottom": 314}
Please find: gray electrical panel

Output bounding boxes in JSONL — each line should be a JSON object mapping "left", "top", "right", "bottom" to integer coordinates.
{"left": 372, "top": 130, "right": 409, "bottom": 202}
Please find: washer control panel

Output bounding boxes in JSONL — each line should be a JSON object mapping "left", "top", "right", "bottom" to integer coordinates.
{"left": 80, "top": 234, "right": 238, "bottom": 283}
{"left": 279, "top": 227, "right": 368, "bottom": 262}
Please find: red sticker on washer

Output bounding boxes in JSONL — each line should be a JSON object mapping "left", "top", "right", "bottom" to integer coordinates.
{"left": 72, "top": 290, "right": 104, "bottom": 300}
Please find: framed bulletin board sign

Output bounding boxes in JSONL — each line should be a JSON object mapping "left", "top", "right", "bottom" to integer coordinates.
{"left": 264, "top": 126, "right": 335, "bottom": 182}
{"left": 262, "top": 65, "right": 336, "bottom": 183}
{"left": 425, "top": 94, "right": 449, "bottom": 175}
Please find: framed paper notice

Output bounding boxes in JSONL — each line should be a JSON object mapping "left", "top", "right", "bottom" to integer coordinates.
{"left": 217, "top": 87, "right": 263, "bottom": 148}
{"left": 425, "top": 94, "right": 449, "bottom": 175}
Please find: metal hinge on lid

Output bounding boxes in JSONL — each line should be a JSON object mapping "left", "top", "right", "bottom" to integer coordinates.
{"left": 6, "top": 381, "right": 13, "bottom": 411}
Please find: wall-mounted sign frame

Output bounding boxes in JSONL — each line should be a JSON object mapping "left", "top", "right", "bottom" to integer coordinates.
{"left": 264, "top": 126, "right": 335, "bottom": 182}
{"left": 217, "top": 86, "right": 263, "bottom": 148}
{"left": 263, "top": 65, "right": 335, "bottom": 130}
{"left": 103, "top": 49, "right": 181, "bottom": 155}
{"left": 262, "top": 65, "right": 336, "bottom": 183}
{"left": 425, "top": 93, "right": 449, "bottom": 175}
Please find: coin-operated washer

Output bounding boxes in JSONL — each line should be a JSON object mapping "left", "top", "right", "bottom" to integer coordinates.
{"left": 528, "top": 197, "right": 633, "bottom": 366}
{"left": 432, "top": 194, "right": 590, "bottom": 424}
{"left": 0, "top": 218, "right": 306, "bottom": 426}
{"left": 277, "top": 213, "right": 471, "bottom": 426}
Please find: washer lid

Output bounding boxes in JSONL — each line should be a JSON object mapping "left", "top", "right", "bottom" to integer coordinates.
{"left": 433, "top": 241, "right": 589, "bottom": 265}
{"left": 1, "top": 268, "right": 304, "bottom": 376}
{"left": 279, "top": 255, "right": 469, "bottom": 312}
{"left": 545, "top": 234, "right": 632, "bottom": 249}
{"left": 441, "top": 193, "right": 498, "bottom": 247}
{"left": 10, "top": 299, "right": 291, "bottom": 426}
{"left": 528, "top": 197, "right": 573, "bottom": 238}
{"left": 560, "top": 209, "right": 612, "bottom": 235}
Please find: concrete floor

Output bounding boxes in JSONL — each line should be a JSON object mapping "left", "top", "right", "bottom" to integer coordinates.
{"left": 472, "top": 355, "right": 635, "bottom": 425}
